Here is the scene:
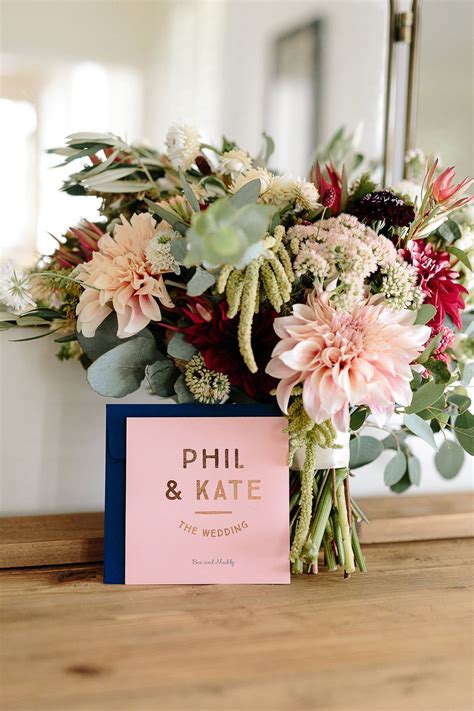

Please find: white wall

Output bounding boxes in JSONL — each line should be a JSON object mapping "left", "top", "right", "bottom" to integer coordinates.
{"left": 1, "top": 331, "right": 472, "bottom": 516}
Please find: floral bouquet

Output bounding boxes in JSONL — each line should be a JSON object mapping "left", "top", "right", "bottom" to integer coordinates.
{"left": 2, "top": 125, "right": 473, "bottom": 576}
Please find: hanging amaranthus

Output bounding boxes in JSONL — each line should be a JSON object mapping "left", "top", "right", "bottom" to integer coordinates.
{"left": 216, "top": 226, "right": 294, "bottom": 372}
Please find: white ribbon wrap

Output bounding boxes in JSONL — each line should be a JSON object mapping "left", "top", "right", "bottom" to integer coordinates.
{"left": 293, "top": 430, "right": 351, "bottom": 471}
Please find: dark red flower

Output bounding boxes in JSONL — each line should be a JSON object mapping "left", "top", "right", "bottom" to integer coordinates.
{"left": 401, "top": 240, "right": 467, "bottom": 329}
{"left": 182, "top": 299, "right": 278, "bottom": 400}
{"left": 351, "top": 190, "right": 415, "bottom": 235}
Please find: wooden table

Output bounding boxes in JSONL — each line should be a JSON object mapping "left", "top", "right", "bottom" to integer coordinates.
{"left": 1, "top": 537, "right": 473, "bottom": 710}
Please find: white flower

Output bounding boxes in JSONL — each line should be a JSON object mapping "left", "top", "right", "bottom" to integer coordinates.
{"left": 165, "top": 123, "right": 201, "bottom": 170}
{"left": 231, "top": 167, "right": 274, "bottom": 197}
{"left": 145, "top": 226, "right": 181, "bottom": 274}
{"left": 393, "top": 179, "right": 421, "bottom": 206}
{"left": 0, "top": 262, "right": 36, "bottom": 314}
{"left": 294, "top": 179, "right": 320, "bottom": 211}
{"left": 219, "top": 149, "right": 252, "bottom": 177}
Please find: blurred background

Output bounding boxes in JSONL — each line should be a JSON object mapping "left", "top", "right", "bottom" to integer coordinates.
{"left": 0, "top": 0, "right": 473, "bottom": 514}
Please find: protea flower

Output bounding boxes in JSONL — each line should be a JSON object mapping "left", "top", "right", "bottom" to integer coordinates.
{"left": 53, "top": 220, "right": 104, "bottom": 268}
{"left": 309, "top": 161, "right": 346, "bottom": 214}
{"left": 409, "top": 161, "right": 473, "bottom": 239}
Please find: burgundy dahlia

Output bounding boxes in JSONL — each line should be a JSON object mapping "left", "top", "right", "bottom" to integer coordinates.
{"left": 401, "top": 240, "right": 467, "bottom": 329}
{"left": 351, "top": 190, "right": 415, "bottom": 235}
{"left": 182, "top": 299, "right": 278, "bottom": 400}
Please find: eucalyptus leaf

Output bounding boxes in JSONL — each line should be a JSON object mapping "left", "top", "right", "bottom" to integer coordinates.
{"left": 390, "top": 471, "right": 412, "bottom": 494}
{"left": 384, "top": 450, "right": 407, "bottom": 486}
{"left": 174, "top": 374, "right": 196, "bottom": 403}
{"left": 424, "top": 357, "right": 451, "bottom": 384}
{"left": 407, "top": 456, "right": 421, "bottom": 485}
{"left": 178, "top": 169, "right": 200, "bottom": 212}
{"left": 167, "top": 332, "right": 197, "bottom": 361}
{"left": 416, "top": 333, "right": 442, "bottom": 364}
{"left": 229, "top": 179, "right": 261, "bottom": 208}
{"left": 349, "top": 436, "right": 383, "bottom": 469}
{"left": 454, "top": 410, "right": 474, "bottom": 455}
{"left": 447, "top": 393, "right": 471, "bottom": 414}
{"left": 437, "top": 219, "right": 461, "bottom": 244}
{"left": 434, "top": 440, "right": 465, "bottom": 478}
{"left": 87, "top": 337, "right": 158, "bottom": 397}
{"left": 404, "top": 413, "right": 437, "bottom": 449}
{"left": 350, "top": 407, "right": 369, "bottom": 432}
{"left": 77, "top": 313, "right": 154, "bottom": 361}
{"left": 146, "top": 358, "right": 178, "bottom": 397}
{"left": 406, "top": 380, "right": 446, "bottom": 414}
{"left": 186, "top": 267, "right": 216, "bottom": 297}
{"left": 415, "top": 304, "right": 437, "bottom": 325}
{"left": 170, "top": 237, "right": 188, "bottom": 263}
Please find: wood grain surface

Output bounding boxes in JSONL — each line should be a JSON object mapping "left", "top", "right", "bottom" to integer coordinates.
{"left": 1, "top": 494, "right": 472, "bottom": 568}
{"left": 1, "top": 538, "right": 473, "bottom": 711}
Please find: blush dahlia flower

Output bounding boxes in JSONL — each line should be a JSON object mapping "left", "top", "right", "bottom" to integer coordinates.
{"left": 266, "top": 291, "right": 430, "bottom": 430}
{"left": 76, "top": 213, "right": 173, "bottom": 338}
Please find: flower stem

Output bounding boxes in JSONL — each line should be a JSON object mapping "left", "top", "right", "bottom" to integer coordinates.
{"left": 336, "top": 474, "right": 355, "bottom": 574}
{"left": 331, "top": 509, "right": 345, "bottom": 568}
{"left": 306, "top": 468, "right": 345, "bottom": 563}
{"left": 351, "top": 523, "right": 367, "bottom": 572}
{"left": 323, "top": 524, "right": 337, "bottom": 571}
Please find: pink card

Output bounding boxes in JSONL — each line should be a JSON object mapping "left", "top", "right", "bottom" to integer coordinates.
{"left": 125, "top": 416, "right": 290, "bottom": 584}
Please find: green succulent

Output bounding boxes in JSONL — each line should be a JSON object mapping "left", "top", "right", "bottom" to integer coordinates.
{"left": 183, "top": 197, "right": 275, "bottom": 269}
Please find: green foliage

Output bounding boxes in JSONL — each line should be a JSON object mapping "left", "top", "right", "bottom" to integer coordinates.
{"left": 435, "top": 440, "right": 465, "bottom": 478}
{"left": 447, "top": 245, "right": 472, "bottom": 271}
{"left": 145, "top": 358, "right": 178, "bottom": 397}
{"left": 145, "top": 199, "right": 189, "bottom": 236}
{"left": 406, "top": 379, "right": 446, "bottom": 414}
{"left": 173, "top": 374, "right": 196, "bottom": 403}
{"left": 349, "top": 173, "right": 377, "bottom": 202}
{"left": 178, "top": 169, "right": 200, "bottom": 212}
{"left": 416, "top": 333, "right": 442, "bottom": 363}
{"left": 254, "top": 133, "right": 275, "bottom": 168}
{"left": 415, "top": 304, "right": 437, "bottom": 325}
{"left": 454, "top": 410, "right": 474, "bottom": 455}
{"left": 186, "top": 267, "right": 216, "bottom": 296}
{"left": 384, "top": 450, "right": 407, "bottom": 486}
{"left": 184, "top": 197, "right": 275, "bottom": 269}
{"left": 424, "top": 358, "right": 451, "bottom": 384}
{"left": 166, "top": 332, "right": 197, "bottom": 361}
{"left": 404, "top": 413, "right": 437, "bottom": 449}
{"left": 349, "top": 435, "right": 383, "bottom": 469}
{"left": 349, "top": 407, "right": 369, "bottom": 432}
{"left": 77, "top": 313, "right": 154, "bottom": 362}
{"left": 229, "top": 179, "right": 261, "bottom": 208}
{"left": 435, "top": 219, "right": 462, "bottom": 244}
{"left": 407, "top": 456, "right": 421, "bottom": 485}
{"left": 390, "top": 472, "right": 412, "bottom": 494}
{"left": 87, "top": 337, "right": 158, "bottom": 397}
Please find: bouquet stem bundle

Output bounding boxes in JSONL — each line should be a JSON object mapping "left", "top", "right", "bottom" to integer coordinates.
{"left": 290, "top": 467, "right": 367, "bottom": 576}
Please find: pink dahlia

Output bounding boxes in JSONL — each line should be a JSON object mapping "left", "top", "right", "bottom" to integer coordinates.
{"left": 76, "top": 213, "right": 173, "bottom": 338}
{"left": 266, "top": 291, "right": 430, "bottom": 430}
{"left": 401, "top": 240, "right": 467, "bottom": 329}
